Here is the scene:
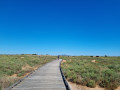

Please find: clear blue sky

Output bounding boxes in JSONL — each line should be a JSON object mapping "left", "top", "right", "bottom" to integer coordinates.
{"left": 0, "top": 0, "right": 120, "bottom": 56}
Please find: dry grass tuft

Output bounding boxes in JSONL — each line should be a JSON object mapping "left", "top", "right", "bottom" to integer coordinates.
{"left": 0, "top": 76, "right": 20, "bottom": 89}
{"left": 22, "top": 64, "right": 34, "bottom": 72}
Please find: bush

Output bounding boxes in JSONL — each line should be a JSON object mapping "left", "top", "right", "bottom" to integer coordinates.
{"left": 6, "top": 70, "right": 14, "bottom": 76}
{"left": 32, "top": 54, "right": 37, "bottom": 55}
{"left": 87, "top": 80, "right": 96, "bottom": 88}
{"left": 99, "top": 70, "right": 120, "bottom": 90}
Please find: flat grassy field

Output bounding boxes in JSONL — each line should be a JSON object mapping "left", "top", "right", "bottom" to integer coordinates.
{"left": 61, "top": 56, "right": 120, "bottom": 90}
{"left": 0, "top": 55, "right": 56, "bottom": 89}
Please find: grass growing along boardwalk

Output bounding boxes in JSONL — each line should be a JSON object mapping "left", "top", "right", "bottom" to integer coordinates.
{"left": 0, "top": 55, "right": 56, "bottom": 90}
{"left": 61, "top": 56, "right": 120, "bottom": 90}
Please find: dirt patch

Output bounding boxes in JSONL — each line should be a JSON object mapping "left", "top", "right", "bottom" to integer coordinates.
{"left": 20, "top": 57, "right": 24, "bottom": 58}
{"left": 61, "top": 60, "right": 69, "bottom": 67}
{"left": 8, "top": 64, "right": 38, "bottom": 78}
{"left": 68, "top": 81, "right": 120, "bottom": 90}
{"left": 116, "top": 87, "right": 120, "bottom": 90}
{"left": 68, "top": 81, "right": 104, "bottom": 90}
{"left": 62, "top": 60, "right": 66, "bottom": 64}
{"left": 8, "top": 74, "right": 17, "bottom": 78}
{"left": 91, "top": 60, "right": 96, "bottom": 63}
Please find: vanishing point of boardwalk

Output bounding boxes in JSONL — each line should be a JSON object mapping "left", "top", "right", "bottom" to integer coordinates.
{"left": 11, "top": 59, "right": 66, "bottom": 90}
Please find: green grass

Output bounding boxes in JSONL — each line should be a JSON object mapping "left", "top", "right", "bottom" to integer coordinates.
{"left": 61, "top": 56, "right": 120, "bottom": 90}
{"left": 0, "top": 55, "right": 56, "bottom": 89}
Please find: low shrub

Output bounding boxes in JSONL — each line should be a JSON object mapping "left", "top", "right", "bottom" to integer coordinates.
{"left": 87, "top": 80, "right": 96, "bottom": 88}
{"left": 6, "top": 70, "right": 14, "bottom": 76}
{"left": 17, "top": 71, "right": 25, "bottom": 77}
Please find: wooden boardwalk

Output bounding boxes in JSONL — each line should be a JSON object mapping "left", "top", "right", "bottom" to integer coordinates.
{"left": 11, "top": 59, "right": 66, "bottom": 90}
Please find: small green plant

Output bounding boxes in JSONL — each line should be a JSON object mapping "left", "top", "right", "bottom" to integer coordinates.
{"left": 0, "top": 86, "right": 1, "bottom": 90}
{"left": 17, "top": 71, "right": 25, "bottom": 77}
{"left": 87, "top": 80, "right": 96, "bottom": 88}
{"left": 6, "top": 70, "right": 14, "bottom": 76}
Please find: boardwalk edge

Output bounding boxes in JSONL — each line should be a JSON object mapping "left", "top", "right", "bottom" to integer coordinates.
{"left": 59, "top": 59, "right": 71, "bottom": 90}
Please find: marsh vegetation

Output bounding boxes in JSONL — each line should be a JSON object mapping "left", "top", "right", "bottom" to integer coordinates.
{"left": 61, "top": 56, "right": 120, "bottom": 90}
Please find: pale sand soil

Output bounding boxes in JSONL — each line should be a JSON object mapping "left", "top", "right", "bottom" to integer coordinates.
{"left": 67, "top": 81, "right": 120, "bottom": 90}
{"left": 68, "top": 81, "right": 104, "bottom": 90}
{"left": 116, "top": 87, "right": 120, "bottom": 90}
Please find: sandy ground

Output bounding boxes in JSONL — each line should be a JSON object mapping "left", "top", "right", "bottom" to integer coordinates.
{"left": 68, "top": 81, "right": 120, "bottom": 90}
{"left": 68, "top": 81, "right": 104, "bottom": 90}
{"left": 116, "top": 87, "right": 120, "bottom": 90}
